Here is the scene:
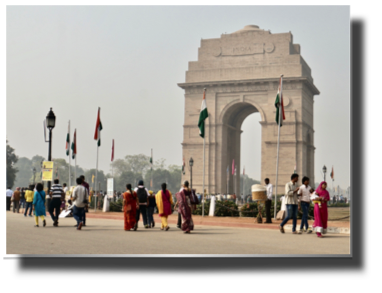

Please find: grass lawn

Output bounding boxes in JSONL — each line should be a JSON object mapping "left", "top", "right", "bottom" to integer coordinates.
{"left": 328, "top": 207, "right": 350, "bottom": 221}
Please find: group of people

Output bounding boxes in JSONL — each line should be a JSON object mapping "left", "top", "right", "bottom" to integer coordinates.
{"left": 276, "top": 174, "right": 330, "bottom": 237}
{"left": 122, "top": 180, "right": 194, "bottom": 233}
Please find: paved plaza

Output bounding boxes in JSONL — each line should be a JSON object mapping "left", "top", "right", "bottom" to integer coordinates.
{"left": 6, "top": 212, "right": 350, "bottom": 255}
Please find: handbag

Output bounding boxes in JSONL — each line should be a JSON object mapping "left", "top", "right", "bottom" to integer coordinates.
{"left": 190, "top": 189, "right": 199, "bottom": 205}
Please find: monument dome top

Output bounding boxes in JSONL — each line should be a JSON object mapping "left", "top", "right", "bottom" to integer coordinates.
{"left": 232, "top": 25, "right": 263, "bottom": 34}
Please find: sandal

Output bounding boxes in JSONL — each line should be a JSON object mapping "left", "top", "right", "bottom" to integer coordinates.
{"left": 165, "top": 226, "right": 170, "bottom": 231}
{"left": 43, "top": 220, "right": 46, "bottom": 227}
{"left": 279, "top": 226, "right": 285, "bottom": 233}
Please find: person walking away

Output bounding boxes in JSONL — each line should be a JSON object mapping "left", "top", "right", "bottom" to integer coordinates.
{"left": 122, "top": 184, "right": 138, "bottom": 231}
{"left": 147, "top": 190, "right": 156, "bottom": 228}
{"left": 6, "top": 187, "right": 13, "bottom": 211}
{"left": 32, "top": 183, "right": 46, "bottom": 227}
{"left": 12, "top": 187, "right": 21, "bottom": 213}
{"left": 24, "top": 185, "right": 35, "bottom": 217}
{"left": 20, "top": 187, "right": 26, "bottom": 212}
{"left": 134, "top": 180, "right": 150, "bottom": 229}
{"left": 80, "top": 176, "right": 89, "bottom": 226}
{"left": 175, "top": 181, "right": 194, "bottom": 234}
{"left": 49, "top": 179, "right": 65, "bottom": 227}
{"left": 264, "top": 178, "right": 273, "bottom": 223}
{"left": 45, "top": 184, "right": 52, "bottom": 215}
{"left": 155, "top": 183, "right": 173, "bottom": 231}
{"left": 312, "top": 181, "right": 330, "bottom": 237}
{"left": 297, "top": 176, "right": 313, "bottom": 234}
{"left": 279, "top": 174, "right": 300, "bottom": 234}
{"left": 71, "top": 178, "right": 88, "bottom": 230}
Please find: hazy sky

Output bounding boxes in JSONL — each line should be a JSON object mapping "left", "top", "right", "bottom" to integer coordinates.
{"left": 6, "top": 6, "right": 350, "bottom": 188}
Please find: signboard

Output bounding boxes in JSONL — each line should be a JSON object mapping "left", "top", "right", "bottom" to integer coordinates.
{"left": 42, "top": 161, "right": 54, "bottom": 181}
{"left": 107, "top": 178, "right": 114, "bottom": 198}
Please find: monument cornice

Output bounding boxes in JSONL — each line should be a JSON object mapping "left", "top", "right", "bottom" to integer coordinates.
{"left": 178, "top": 77, "right": 320, "bottom": 95}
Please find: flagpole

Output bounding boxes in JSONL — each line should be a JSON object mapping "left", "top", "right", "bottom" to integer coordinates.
{"left": 75, "top": 129, "right": 77, "bottom": 180}
{"left": 274, "top": 74, "right": 283, "bottom": 219}
{"left": 202, "top": 136, "right": 205, "bottom": 217}
{"left": 151, "top": 148, "right": 153, "bottom": 189}
{"left": 68, "top": 120, "right": 71, "bottom": 188}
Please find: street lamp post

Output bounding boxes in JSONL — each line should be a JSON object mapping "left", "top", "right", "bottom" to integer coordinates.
{"left": 322, "top": 165, "right": 327, "bottom": 182}
{"left": 189, "top": 157, "right": 194, "bottom": 190}
{"left": 32, "top": 167, "right": 36, "bottom": 185}
{"left": 45, "top": 108, "right": 56, "bottom": 193}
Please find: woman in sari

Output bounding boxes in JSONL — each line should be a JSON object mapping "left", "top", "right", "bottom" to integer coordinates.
{"left": 32, "top": 183, "right": 46, "bottom": 227}
{"left": 312, "top": 181, "right": 330, "bottom": 237}
{"left": 175, "top": 181, "right": 194, "bottom": 234}
{"left": 122, "top": 184, "right": 138, "bottom": 231}
{"left": 155, "top": 183, "right": 173, "bottom": 231}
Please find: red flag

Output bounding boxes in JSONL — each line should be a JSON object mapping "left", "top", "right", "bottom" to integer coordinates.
{"left": 330, "top": 166, "right": 334, "bottom": 180}
{"left": 232, "top": 159, "right": 235, "bottom": 175}
{"left": 94, "top": 107, "right": 102, "bottom": 146}
{"left": 111, "top": 139, "right": 114, "bottom": 162}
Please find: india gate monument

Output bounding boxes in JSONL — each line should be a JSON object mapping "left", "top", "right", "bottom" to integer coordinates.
{"left": 178, "top": 25, "right": 320, "bottom": 195}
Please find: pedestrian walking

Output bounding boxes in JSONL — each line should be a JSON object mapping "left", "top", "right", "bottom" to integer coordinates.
{"left": 312, "top": 181, "right": 330, "bottom": 237}
{"left": 134, "top": 180, "right": 150, "bottom": 229}
{"left": 264, "top": 178, "right": 273, "bottom": 223}
{"left": 175, "top": 181, "right": 194, "bottom": 234}
{"left": 147, "top": 190, "right": 156, "bottom": 228}
{"left": 24, "top": 185, "right": 34, "bottom": 217}
{"left": 6, "top": 187, "right": 13, "bottom": 211}
{"left": 155, "top": 183, "right": 173, "bottom": 231}
{"left": 80, "top": 175, "right": 89, "bottom": 226}
{"left": 12, "top": 187, "right": 21, "bottom": 213}
{"left": 20, "top": 187, "right": 26, "bottom": 211}
{"left": 49, "top": 179, "right": 65, "bottom": 227}
{"left": 279, "top": 174, "right": 300, "bottom": 234}
{"left": 122, "top": 184, "right": 138, "bottom": 231}
{"left": 32, "top": 183, "right": 46, "bottom": 227}
{"left": 297, "top": 176, "right": 313, "bottom": 234}
{"left": 71, "top": 178, "right": 88, "bottom": 230}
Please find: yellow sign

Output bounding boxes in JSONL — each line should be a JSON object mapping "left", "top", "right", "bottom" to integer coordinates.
{"left": 42, "top": 161, "right": 54, "bottom": 181}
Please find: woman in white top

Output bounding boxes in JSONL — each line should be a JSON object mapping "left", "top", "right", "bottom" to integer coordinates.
{"left": 297, "top": 176, "right": 313, "bottom": 234}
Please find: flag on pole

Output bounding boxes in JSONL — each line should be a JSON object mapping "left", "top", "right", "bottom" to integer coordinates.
{"left": 94, "top": 107, "right": 103, "bottom": 147}
{"left": 232, "top": 159, "right": 235, "bottom": 175}
{"left": 330, "top": 166, "right": 334, "bottom": 180}
{"left": 71, "top": 129, "right": 77, "bottom": 159}
{"left": 182, "top": 157, "right": 186, "bottom": 175}
{"left": 150, "top": 150, "right": 153, "bottom": 170}
{"left": 111, "top": 139, "right": 114, "bottom": 162}
{"left": 66, "top": 122, "right": 70, "bottom": 156}
{"left": 275, "top": 77, "right": 286, "bottom": 126}
{"left": 198, "top": 89, "right": 208, "bottom": 138}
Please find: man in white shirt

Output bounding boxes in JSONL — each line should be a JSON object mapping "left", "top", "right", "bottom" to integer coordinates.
{"left": 6, "top": 187, "right": 13, "bottom": 211}
{"left": 134, "top": 180, "right": 150, "bottom": 229}
{"left": 264, "top": 178, "right": 273, "bottom": 223}
{"left": 297, "top": 176, "right": 314, "bottom": 234}
{"left": 280, "top": 173, "right": 300, "bottom": 234}
{"left": 71, "top": 178, "right": 88, "bottom": 230}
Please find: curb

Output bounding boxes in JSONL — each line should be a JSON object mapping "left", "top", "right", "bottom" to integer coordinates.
{"left": 284, "top": 225, "right": 350, "bottom": 234}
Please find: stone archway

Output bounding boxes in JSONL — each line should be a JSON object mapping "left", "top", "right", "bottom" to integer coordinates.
{"left": 178, "top": 25, "right": 319, "bottom": 195}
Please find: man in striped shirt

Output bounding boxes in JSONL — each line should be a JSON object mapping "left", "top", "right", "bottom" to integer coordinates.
{"left": 49, "top": 179, "right": 65, "bottom": 227}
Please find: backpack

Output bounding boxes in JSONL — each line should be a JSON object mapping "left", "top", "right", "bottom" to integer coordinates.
{"left": 137, "top": 187, "right": 148, "bottom": 204}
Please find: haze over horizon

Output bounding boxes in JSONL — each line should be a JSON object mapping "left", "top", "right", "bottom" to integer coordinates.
{"left": 6, "top": 6, "right": 350, "bottom": 188}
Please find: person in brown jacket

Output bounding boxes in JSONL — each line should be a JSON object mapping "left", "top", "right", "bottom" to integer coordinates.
{"left": 12, "top": 187, "right": 21, "bottom": 213}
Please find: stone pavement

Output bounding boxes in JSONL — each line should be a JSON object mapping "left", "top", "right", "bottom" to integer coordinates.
{"left": 85, "top": 210, "right": 350, "bottom": 234}
{"left": 6, "top": 212, "right": 350, "bottom": 255}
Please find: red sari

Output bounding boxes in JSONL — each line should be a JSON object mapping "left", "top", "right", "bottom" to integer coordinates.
{"left": 123, "top": 191, "right": 137, "bottom": 230}
{"left": 312, "top": 181, "right": 330, "bottom": 235}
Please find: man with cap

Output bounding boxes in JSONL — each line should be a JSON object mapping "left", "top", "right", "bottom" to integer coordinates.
{"left": 134, "top": 180, "right": 150, "bottom": 229}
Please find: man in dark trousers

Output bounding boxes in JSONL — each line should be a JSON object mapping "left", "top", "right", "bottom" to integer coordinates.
{"left": 264, "top": 178, "right": 273, "bottom": 223}
{"left": 134, "top": 180, "right": 150, "bottom": 229}
{"left": 49, "top": 179, "right": 65, "bottom": 227}
{"left": 80, "top": 175, "right": 89, "bottom": 226}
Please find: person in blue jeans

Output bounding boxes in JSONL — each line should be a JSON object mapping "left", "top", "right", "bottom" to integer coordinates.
{"left": 280, "top": 173, "right": 300, "bottom": 234}
{"left": 297, "top": 176, "right": 314, "bottom": 234}
{"left": 147, "top": 190, "right": 156, "bottom": 228}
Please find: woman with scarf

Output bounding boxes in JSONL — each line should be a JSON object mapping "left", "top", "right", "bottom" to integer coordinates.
{"left": 312, "top": 181, "right": 330, "bottom": 237}
{"left": 122, "top": 184, "right": 138, "bottom": 231}
{"left": 175, "top": 181, "right": 194, "bottom": 234}
{"left": 155, "top": 183, "right": 173, "bottom": 231}
{"left": 32, "top": 183, "right": 46, "bottom": 227}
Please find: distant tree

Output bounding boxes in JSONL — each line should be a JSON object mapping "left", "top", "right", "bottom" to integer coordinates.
{"left": 6, "top": 140, "right": 18, "bottom": 188}
{"left": 111, "top": 154, "right": 151, "bottom": 176}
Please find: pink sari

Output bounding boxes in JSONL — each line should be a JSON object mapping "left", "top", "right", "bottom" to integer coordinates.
{"left": 313, "top": 181, "right": 330, "bottom": 234}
